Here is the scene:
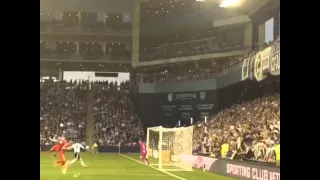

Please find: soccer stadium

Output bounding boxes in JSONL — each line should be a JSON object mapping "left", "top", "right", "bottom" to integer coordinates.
{"left": 40, "top": 0, "right": 280, "bottom": 179}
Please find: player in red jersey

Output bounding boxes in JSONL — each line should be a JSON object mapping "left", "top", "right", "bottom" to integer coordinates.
{"left": 48, "top": 145, "right": 60, "bottom": 159}
{"left": 47, "top": 135, "right": 62, "bottom": 159}
{"left": 54, "top": 138, "right": 69, "bottom": 168}
{"left": 46, "top": 135, "right": 60, "bottom": 157}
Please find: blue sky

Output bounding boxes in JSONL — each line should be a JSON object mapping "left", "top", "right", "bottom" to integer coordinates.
{"left": 265, "top": 17, "right": 274, "bottom": 43}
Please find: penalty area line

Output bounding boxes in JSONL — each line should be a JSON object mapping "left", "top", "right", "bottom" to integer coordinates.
{"left": 119, "top": 154, "right": 187, "bottom": 180}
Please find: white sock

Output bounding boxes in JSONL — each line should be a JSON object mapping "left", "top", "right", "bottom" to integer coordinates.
{"left": 70, "top": 159, "right": 76, "bottom": 165}
{"left": 80, "top": 159, "right": 86, "bottom": 167}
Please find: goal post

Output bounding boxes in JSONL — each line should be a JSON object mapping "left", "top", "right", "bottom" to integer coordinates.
{"left": 146, "top": 126, "right": 194, "bottom": 171}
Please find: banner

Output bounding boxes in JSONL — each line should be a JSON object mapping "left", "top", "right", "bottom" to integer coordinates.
{"left": 180, "top": 154, "right": 218, "bottom": 170}
{"left": 180, "top": 154, "right": 280, "bottom": 180}
{"left": 210, "top": 159, "right": 280, "bottom": 180}
{"left": 269, "top": 40, "right": 280, "bottom": 75}
{"left": 242, "top": 58, "right": 250, "bottom": 80}
{"left": 248, "top": 53, "right": 256, "bottom": 80}
{"left": 261, "top": 47, "right": 272, "bottom": 73}
{"left": 254, "top": 48, "right": 270, "bottom": 82}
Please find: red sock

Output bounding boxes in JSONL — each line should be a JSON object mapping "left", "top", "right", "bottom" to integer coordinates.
{"left": 56, "top": 160, "right": 65, "bottom": 165}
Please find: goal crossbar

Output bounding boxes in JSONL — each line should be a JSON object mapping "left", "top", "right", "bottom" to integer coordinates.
{"left": 147, "top": 126, "right": 193, "bottom": 132}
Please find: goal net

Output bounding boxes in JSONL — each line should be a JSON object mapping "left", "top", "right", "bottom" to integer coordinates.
{"left": 146, "top": 126, "right": 194, "bottom": 171}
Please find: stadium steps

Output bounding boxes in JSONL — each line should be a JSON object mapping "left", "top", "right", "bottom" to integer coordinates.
{"left": 85, "top": 90, "right": 95, "bottom": 146}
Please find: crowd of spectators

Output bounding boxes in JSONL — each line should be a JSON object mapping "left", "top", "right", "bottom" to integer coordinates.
{"left": 137, "top": 57, "right": 242, "bottom": 83}
{"left": 93, "top": 81, "right": 143, "bottom": 146}
{"left": 40, "top": 80, "right": 143, "bottom": 147}
{"left": 138, "top": 37, "right": 280, "bottom": 83}
{"left": 150, "top": 68, "right": 217, "bottom": 83}
{"left": 140, "top": 38, "right": 244, "bottom": 62}
{"left": 193, "top": 94, "right": 280, "bottom": 164}
{"left": 40, "top": 80, "right": 88, "bottom": 145}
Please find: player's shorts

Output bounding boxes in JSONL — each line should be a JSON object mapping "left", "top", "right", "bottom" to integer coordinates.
{"left": 74, "top": 152, "right": 81, "bottom": 160}
{"left": 141, "top": 152, "right": 147, "bottom": 160}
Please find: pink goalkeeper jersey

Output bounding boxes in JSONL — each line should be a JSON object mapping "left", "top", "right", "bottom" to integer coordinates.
{"left": 139, "top": 142, "right": 147, "bottom": 154}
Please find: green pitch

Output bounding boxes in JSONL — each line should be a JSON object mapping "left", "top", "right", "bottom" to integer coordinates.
{"left": 40, "top": 152, "right": 234, "bottom": 180}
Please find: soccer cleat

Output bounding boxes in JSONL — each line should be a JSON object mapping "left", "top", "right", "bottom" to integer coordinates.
{"left": 61, "top": 161, "right": 70, "bottom": 174}
{"left": 62, "top": 161, "right": 70, "bottom": 169}
{"left": 84, "top": 165, "right": 88, "bottom": 168}
{"left": 54, "top": 161, "right": 58, "bottom": 167}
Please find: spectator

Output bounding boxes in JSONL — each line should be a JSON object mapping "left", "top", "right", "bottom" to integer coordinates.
{"left": 193, "top": 94, "right": 280, "bottom": 164}
{"left": 40, "top": 80, "right": 88, "bottom": 144}
{"left": 93, "top": 80, "right": 143, "bottom": 147}
{"left": 138, "top": 38, "right": 279, "bottom": 83}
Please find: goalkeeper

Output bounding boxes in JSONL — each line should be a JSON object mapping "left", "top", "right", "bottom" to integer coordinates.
{"left": 139, "top": 138, "right": 149, "bottom": 165}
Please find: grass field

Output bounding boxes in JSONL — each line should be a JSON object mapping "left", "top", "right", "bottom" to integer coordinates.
{"left": 40, "top": 152, "right": 234, "bottom": 180}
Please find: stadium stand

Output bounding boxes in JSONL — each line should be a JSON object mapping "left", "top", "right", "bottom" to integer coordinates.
{"left": 40, "top": 80, "right": 142, "bottom": 147}
{"left": 139, "top": 27, "right": 245, "bottom": 61}
{"left": 40, "top": 80, "right": 88, "bottom": 145}
{"left": 40, "top": 41, "right": 131, "bottom": 60}
{"left": 138, "top": 37, "right": 279, "bottom": 83}
{"left": 137, "top": 56, "right": 242, "bottom": 83}
{"left": 93, "top": 81, "right": 143, "bottom": 146}
{"left": 40, "top": 11, "right": 131, "bottom": 61}
{"left": 193, "top": 94, "right": 280, "bottom": 163}
{"left": 40, "top": 1, "right": 280, "bottom": 179}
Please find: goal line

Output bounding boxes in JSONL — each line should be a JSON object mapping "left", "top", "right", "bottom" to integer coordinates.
{"left": 119, "top": 154, "right": 186, "bottom": 180}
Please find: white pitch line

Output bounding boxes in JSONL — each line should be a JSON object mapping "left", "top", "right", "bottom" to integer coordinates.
{"left": 67, "top": 173, "right": 166, "bottom": 176}
{"left": 119, "top": 154, "right": 187, "bottom": 180}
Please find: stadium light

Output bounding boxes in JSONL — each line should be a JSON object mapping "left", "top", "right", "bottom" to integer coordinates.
{"left": 219, "top": 0, "right": 241, "bottom": 8}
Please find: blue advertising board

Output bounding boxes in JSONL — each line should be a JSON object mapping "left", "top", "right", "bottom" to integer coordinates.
{"left": 135, "top": 90, "right": 219, "bottom": 127}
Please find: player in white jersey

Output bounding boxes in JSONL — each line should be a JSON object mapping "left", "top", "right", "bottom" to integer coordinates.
{"left": 63, "top": 142, "right": 88, "bottom": 169}
{"left": 69, "top": 142, "right": 88, "bottom": 168}
{"left": 62, "top": 142, "right": 88, "bottom": 174}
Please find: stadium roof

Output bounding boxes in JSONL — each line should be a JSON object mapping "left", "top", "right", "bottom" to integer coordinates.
{"left": 139, "top": 0, "right": 279, "bottom": 36}
{"left": 234, "top": 0, "right": 279, "bottom": 19}
{"left": 140, "top": 0, "right": 278, "bottom": 20}
{"left": 140, "top": 0, "right": 240, "bottom": 21}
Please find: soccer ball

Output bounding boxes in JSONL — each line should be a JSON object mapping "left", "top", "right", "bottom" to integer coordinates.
{"left": 60, "top": 123, "right": 64, "bottom": 127}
